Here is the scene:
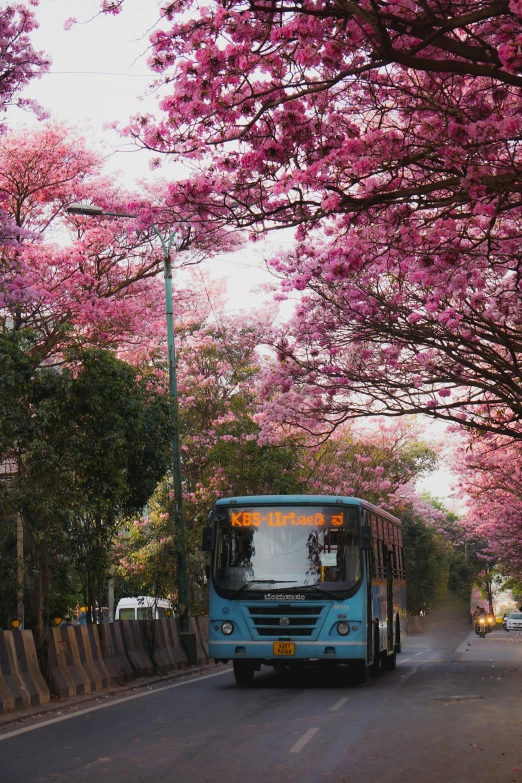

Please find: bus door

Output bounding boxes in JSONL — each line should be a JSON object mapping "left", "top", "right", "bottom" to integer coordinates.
{"left": 385, "top": 546, "right": 394, "bottom": 652}
{"left": 366, "top": 548, "right": 373, "bottom": 664}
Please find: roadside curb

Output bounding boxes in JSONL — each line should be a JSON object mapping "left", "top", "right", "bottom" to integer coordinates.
{"left": 0, "top": 661, "right": 230, "bottom": 731}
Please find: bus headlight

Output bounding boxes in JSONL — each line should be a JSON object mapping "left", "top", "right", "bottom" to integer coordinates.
{"left": 221, "top": 622, "right": 234, "bottom": 635}
{"left": 337, "top": 622, "right": 350, "bottom": 636}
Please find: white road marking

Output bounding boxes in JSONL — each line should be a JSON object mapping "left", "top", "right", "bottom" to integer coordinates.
{"left": 0, "top": 669, "right": 231, "bottom": 742}
{"left": 330, "top": 697, "right": 349, "bottom": 712}
{"left": 290, "top": 727, "right": 319, "bottom": 753}
{"left": 398, "top": 648, "right": 431, "bottom": 664}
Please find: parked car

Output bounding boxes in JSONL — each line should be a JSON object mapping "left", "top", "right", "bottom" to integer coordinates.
{"left": 505, "top": 611, "right": 522, "bottom": 631}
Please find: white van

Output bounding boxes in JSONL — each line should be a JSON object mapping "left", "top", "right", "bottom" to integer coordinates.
{"left": 115, "top": 596, "right": 173, "bottom": 621}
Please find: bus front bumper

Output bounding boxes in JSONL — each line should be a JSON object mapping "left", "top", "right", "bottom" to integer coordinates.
{"left": 209, "top": 641, "right": 367, "bottom": 661}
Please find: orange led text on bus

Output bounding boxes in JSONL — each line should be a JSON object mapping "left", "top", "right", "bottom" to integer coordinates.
{"left": 230, "top": 511, "right": 344, "bottom": 528}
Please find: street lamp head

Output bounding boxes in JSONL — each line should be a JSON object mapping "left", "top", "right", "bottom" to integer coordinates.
{"left": 66, "top": 202, "right": 104, "bottom": 217}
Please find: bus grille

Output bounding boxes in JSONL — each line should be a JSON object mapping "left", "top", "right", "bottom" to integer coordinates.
{"left": 244, "top": 604, "right": 327, "bottom": 639}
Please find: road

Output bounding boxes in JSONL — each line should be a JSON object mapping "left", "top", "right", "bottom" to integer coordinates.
{"left": 3, "top": 594, "right": 522, "bottom": 783}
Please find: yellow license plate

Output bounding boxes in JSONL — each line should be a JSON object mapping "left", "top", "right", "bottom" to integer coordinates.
{"left": 273, "top": 642, "right": 295, "bottom": 656}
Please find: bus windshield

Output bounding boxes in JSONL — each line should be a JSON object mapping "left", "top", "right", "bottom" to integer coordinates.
{"left": 214, "top": 505, "right": 361, "bottom": 593}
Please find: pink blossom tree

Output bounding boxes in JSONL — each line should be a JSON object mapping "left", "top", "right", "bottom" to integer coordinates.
{"left": 99, "top": 0, "right": 522, "bottom": 439}
{"left": 0, "top": 2, "right": 49, "bottom": 244}
{"left": 0, "top": 123, "right": 237, "bottom": 363}
{"left": 0, "top": 3, "right": 48, "bottom": 125}
{"left": 454, "top": 432, "right": 522, "bottom": 577}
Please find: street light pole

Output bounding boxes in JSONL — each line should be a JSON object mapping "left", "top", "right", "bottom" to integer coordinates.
{"left": 66, "top": 203, "right": 189, "bottom": 628}
{"left": 151, "top": 224, "right": 188, "bottom": 628}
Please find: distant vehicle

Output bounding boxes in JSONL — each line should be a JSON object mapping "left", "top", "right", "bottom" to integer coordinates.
{"left": 115, "top": 596, "right": 173, "bottom": 621}
{"left": 475, "top": 616, "right": 488, "bottom": 638}
{"left": 505, "top": 612, "right": 522, "bottom": 631}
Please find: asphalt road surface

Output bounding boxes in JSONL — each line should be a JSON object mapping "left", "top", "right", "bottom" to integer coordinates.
{"left": 3, "top": 594, "right": 522, "bottom": 783}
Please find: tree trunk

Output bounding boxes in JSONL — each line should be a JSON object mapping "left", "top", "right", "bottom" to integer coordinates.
{"left": 87, "top": 573, "right": 95, "bottom": 624}
{"left": 35, "top": 537, "right": 48, "bottom": 650}
{"left": 486, "top": 580, "right": 494, "bottom": 613}
{"left": 16, "top": 513, "right": 24, "bottom": 629}
{"left": 35, "top": 541, "right": 44, "bottom": 647}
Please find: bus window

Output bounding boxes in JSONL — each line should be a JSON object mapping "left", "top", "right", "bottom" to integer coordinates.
{"left": 372, "top": 514, "right": 382, "bottom": 578}
{"left": 381, "top": 538, "right": 388, "bottom": 577}
{"left": 370, "top": 513, "right": 378, "bottom": 539}
{"left": 370, "top": 544, "right": 377, "bottom": 579}
{"left": 370, "top": 514, "right": 378, "bottom": 578}
{"left": 118, "top": 608, "right": 135, "bottom": 620}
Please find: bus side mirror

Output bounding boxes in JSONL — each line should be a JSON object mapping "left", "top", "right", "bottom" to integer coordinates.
{"left": 360, "top": 525, "right": 372, "bottom": 550}
{"left": 202, "top": 527, "right": 215, "bottom": 552}
{"left": 205, "top": 564, "right": 211, "bottom": 580}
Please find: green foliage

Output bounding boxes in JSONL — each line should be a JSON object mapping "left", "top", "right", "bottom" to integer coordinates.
{"left": 401, "top": 508, "right": 449, "bottom": 613}
{"left": 447, "top": 551, "right": 476, "bottom": 598}
{"left": 61, "top": 349, "right": 171, "bottom": 519}
{"left": 501, "top": 575, "right": 522, "bottom": 599}
{"left": 0, "top": 330, "right": 34, "bottom": 454}
{"left": 0, "top": 342, "right": 171, "bottom": 629}
{"left": 0, "top": 514, "right": 17, "bottom": 629}
{"left": 420, "top": 492, "right": 488, "bottom": 605}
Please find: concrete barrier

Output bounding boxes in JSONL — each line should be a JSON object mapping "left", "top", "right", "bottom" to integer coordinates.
{"left": 120, "top": 621, "right": 153, "bottom": 677}
{"left": 151, "top": 619, "right": 188, "bottom": 672}
{"left": 406, "top": 615, "right": 424, "bottom": 636}
{"left": 195, "top": 617, "right": 210, "bottom": 663}
{"left": 100, "top": 622, "right": 136, "bottom": 684}
{"left": 48, "top": 625, "right": 111, "bottom": 698}
{"left": 186, "top": 617, "right": 207, "bottom": 665}
{"left": 0, "top": 630, "right": 50, "bottom": 714}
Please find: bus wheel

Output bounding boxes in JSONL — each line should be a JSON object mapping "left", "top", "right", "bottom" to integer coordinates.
{"left": 233, "top": 661, "right": 255, "bottom": 687}
{"left": 352, "top": 660, "right": 370, "bottom": 684}
{"left": 381, "top": 650, "right": 396, "bottom": 671}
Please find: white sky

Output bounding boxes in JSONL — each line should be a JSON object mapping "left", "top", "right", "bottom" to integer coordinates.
{"left": 13, "top": 0, "right": 455, "bottom": 502}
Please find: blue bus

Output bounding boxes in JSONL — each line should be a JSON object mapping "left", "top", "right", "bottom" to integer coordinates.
{"left": 202, "top": 495, "right": 406, "bottom": 686}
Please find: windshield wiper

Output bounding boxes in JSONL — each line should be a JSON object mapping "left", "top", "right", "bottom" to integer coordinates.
{"left": 237, "top": 579, "right": 297, "bottom": 591}
{"left": 301, "top": 584, "right": 344, "bottom": 600}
